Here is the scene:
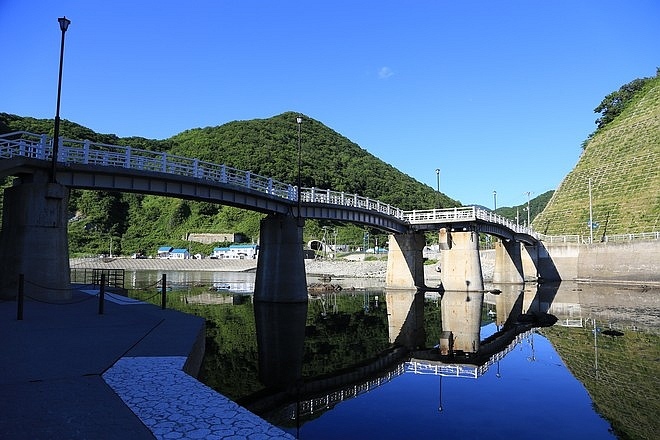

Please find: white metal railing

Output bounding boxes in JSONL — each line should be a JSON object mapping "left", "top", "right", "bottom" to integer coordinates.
{"left": 0, "top": 131, "right": 408, "bottom": 219}
{"left": 402, "top": 206, "right": 538, "bottom": 237}
{"left": 538, "top": 231, "right": 659, "bottom": 244}
{"left": 0, "top": 131, "right": 542, "bottom": 237}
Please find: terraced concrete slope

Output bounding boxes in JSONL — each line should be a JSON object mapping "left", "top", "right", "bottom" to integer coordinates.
{"left": 534, "top": 76, "right": 660, "bottom": 236}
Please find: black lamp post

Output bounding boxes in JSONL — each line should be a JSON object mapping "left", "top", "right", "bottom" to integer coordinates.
{"left": 296, "top": 116, "right": 303, "bottom": 219}
{"left": 493, "top": 190, "right": 497, "bottom": 212}
{"left": 50, "top": 16, "right": 71, "bottom": 183}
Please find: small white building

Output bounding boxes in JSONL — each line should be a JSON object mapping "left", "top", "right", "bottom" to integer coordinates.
{"left": 170, "top": 248, "right": 191, "bottom": 259}
{"left": 157, "top": 246, "right": 190, "bottom": 259}
{"left": 211, "top": 244, "right": 258, "bottom": 259}
{"left": 157, "top": 246, "right": 174, "bottom": 259}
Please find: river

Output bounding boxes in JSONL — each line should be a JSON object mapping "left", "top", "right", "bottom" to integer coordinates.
{"left": 123, "top": 270, "right": 659, "bottom": 440}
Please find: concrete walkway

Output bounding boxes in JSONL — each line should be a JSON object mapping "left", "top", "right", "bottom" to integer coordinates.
{"left": 0, "top": 288, "right": 292, "bottom": 439}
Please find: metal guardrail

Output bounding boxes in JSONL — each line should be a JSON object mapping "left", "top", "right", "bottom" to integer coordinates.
{"left": 0, "top": 131, "right": 536, "bottom": 235}
{"left": 538, "top": 231, "right": 660, "bottom": 244}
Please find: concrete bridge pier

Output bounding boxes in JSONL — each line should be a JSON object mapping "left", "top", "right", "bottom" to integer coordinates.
{"left": 385, "top": 232, "right": 426, "bottom": 289}
{"left": 493, "top": 240, "right": 524, "bottom": 284}
{"left": 0, "top": 175, "right": 71, "bottom": 300}
{"left": 440, "top": 229, "right": 484, "bottom": 291}
{"left": 254, "top": 213, "right": 307, "bottom": 303}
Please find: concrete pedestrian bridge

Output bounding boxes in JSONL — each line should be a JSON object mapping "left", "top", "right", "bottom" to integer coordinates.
{"left": 0, "top": 132, "right": 549, "bottom": 301}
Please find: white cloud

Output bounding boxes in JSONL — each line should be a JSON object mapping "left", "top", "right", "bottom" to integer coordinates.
{"left": 378, "top": 66, "right": 394, "bottom": 79}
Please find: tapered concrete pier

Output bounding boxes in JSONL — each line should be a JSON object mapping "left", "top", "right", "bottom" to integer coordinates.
{"left": 254, "top": 213, "right": 307, "bottom": 303}
{"left": 493, "top": 240, "right": 524, "bottom": 284}
{"left": 385, "top": 232, "right": 426, "bottom": 289}
{"left": 440, "top": 230, "right": 484, "bottom": 291}
{"left": 0, "top": 175, "right": 70, "bottom": 300}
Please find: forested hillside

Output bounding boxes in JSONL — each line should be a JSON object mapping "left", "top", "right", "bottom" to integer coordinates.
{"left": 0, "top": 112, "right": 458, "bottom": 256}
{"left": 495, "top": 190, "right": 553, "bottom": 226}
{"left": 534, "top": 71, "right": 660, "bottom": 236}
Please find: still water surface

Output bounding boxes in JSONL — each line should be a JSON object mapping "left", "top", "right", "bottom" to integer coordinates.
{"left": 126, "top": 271, "right": 658, "bottom": 440}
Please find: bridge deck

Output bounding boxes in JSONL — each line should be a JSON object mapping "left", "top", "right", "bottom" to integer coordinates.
{"left": 0, "top": 132, "right": 537, "bottom": 241}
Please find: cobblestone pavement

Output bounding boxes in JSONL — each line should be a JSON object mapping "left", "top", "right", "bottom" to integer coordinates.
{"left": 103, "top": 357, "right": 293, "bottom": 440}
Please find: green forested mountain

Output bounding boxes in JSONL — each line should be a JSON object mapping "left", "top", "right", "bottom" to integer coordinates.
{"left": 0, "top": 112, "right": 458, "bottom": 256}
{"left": 534, "top": 71, "right": 660, "bottom": 236}
{"left": 495, "top": 190, "right": 553, "bottom": 226}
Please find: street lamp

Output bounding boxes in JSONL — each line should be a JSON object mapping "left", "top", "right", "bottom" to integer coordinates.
{"left": 296, "top": 116, "right": 303, "bottom": 220}
{"left": 588, "top": 179, "right": 593, "bottom": 244}
{"left": 435, "top": 168, "right": 440, "bottom": 208}
{"left": 493, "top": 190, "right": 497, "bottom": 212}
{"left": 524, "top": 191, "right": 532, "bottom": 228}
{"left": 50, "top": 16, "right": 71, "bottom": 183}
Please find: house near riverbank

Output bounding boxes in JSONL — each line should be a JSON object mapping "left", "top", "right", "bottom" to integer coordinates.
{"left": 211, "top": 244, "right": 258, "bottom": 259}
{"left": 157, "top": 246, "right": 191, "bottom": 259}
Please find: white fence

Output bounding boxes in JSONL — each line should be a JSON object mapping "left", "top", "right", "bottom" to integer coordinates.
{"left": 0, "top": 131, "right": 552, "bottom": 236}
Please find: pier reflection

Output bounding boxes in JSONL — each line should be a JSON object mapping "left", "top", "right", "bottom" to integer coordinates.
{"left": 246, "top": 283, "right": 560, "bottom": 426}
{"left": 409, "top": 283, "right": 557, "bottom": 379}
{"left": 254, "top": 300, "right": 308, "bottom": 389}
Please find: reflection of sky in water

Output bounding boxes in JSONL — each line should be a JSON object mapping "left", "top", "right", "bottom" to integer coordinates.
{"left": 289, "top": 324, "right": 616, "bottom": 440}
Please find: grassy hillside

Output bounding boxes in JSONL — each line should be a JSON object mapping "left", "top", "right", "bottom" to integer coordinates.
{"left": 533, "top": 74, "right": 660, "bottom": 236}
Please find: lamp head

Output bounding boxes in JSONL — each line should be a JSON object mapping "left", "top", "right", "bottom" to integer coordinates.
{"left": 296, "top": 116, "right": 303, "bottom": 124}
{"left": 58, "top": 16, "right": 71, "bottom": 32}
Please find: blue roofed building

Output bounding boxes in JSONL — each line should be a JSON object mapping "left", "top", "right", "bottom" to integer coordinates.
{"left": 211, "top": 244, "right": 258, "bottom": 259}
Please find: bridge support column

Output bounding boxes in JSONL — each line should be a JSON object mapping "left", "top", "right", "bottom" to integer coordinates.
{"left": 493, "top": 240, "right": 524, "bottom": 284}
{"left": 521, "top": 244, "right": 539, "bottom": 282}
{"left": 0, "top": 176, "right": 71, "bottom": 300}
{"left": 254, "top": 213, "right": 307, "bottom": 303}
{"left": 440, "top": 230, "right": 484, "bottom": 291}
{"left": 385, "top": 232, "right": 426, "bottom": 289}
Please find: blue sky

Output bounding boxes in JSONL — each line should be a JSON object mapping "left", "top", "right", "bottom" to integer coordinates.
{"left": 2, "top": 1, "right": 658, "bottom": 209}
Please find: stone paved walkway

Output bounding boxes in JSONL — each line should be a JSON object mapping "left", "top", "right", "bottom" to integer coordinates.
{"left": 103, "top": 357, "right": 293, "bottom": 440}
{"left": 0, "top": 287, "right": 293, "bottom": 439}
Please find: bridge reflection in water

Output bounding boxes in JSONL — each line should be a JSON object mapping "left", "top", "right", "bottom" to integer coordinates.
{"left": 246, "top": 283, "right": 559, "bottom": 428}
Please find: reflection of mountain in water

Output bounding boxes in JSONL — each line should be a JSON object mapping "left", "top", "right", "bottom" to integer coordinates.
{"left": 176, "top": 278, "right": 657, "bottom": 439}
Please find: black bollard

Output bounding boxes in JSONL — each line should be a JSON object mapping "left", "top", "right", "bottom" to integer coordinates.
{"left": 98, "top": 273, "right": 105, "bottom": 315}
{"left": 17, "top": 274, "right": 24, "bottom": 321}
{"left": 161, "top": 273, "right": 167, "bottom": 310}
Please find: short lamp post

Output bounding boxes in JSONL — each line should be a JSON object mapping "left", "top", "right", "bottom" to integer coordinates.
{"left": 296, "top": 116, "right": 303, "bottom": 219}
{"left": 50, "top": 16, "right": 71, "bottom": 183}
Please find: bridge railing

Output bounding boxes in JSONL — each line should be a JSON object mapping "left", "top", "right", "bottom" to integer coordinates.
{"left": 474, "top": 207, "right": 537, "bottom": 237}
{"left": 302, "top": 187, "right": 405, "bottom": 218}
{"left": 0, "top": 132, "right": 541, "bottom": 238}
{"left": 0, "top": 132, "right": 405, "bottom": 218}
{"left": 402, "top": 206, "right": 537, "bottom": 237}
{"left": 0, "top": 132, "right": 49, "bottom": 160}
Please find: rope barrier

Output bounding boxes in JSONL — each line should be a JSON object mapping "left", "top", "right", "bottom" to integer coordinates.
{"left": 23, "top": 292, "right": 98, "bottom": 305}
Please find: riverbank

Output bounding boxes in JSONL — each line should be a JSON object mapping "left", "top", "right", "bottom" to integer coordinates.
{"left": 70, "top": 256, "right": 448, "bottom": 283}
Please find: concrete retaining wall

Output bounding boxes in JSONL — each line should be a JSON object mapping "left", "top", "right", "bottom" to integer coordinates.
{"left": 577, "top": 241, "right": 660, "bottom": 283}
{"left": 543, "top": 240, "right": 659, "bottom": 284}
